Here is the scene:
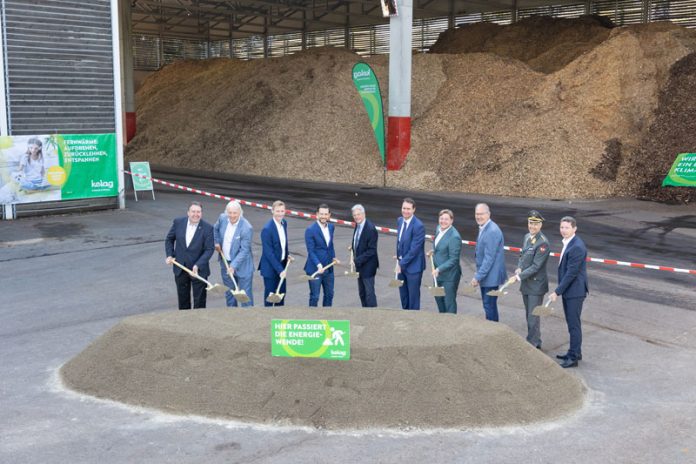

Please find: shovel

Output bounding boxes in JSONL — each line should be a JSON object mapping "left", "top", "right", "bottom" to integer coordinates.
{"left": 487, "top": 276, "right": 518, "bottom": 297}
{"left": 427, "top": 252, "right": 446, "bottom": 297}
{"left": 458, "top": 281, "right": 477, "bottom": 295}
{"left": 220, "top": 253, "right": 250, "bottom": 304}
{"left": 389, "top": 257, "right": 404, "bottom": 288}
{"left": 299, "top": 259, "right": 338, "bottom": 281}
{"left": 344, "top": 247, "right": 360, "bottom": 278}
{"left": 170, "top": 259, "right": 229, "bottom": 295}
{"left": 266, "top": 256, "right": 294, "bottom": 304}
{"left": 532, "top": 297, "right": 555, "bottom": 317}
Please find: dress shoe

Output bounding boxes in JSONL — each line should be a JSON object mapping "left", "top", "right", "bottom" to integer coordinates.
{"left": 560, "top": 358, "right": 578, "bottom": 368}
{"left": 556, "top": 353, "right": 582, "bottom": 361}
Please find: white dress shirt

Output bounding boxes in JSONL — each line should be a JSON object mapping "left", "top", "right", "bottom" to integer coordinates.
{"left": 558, "top": 234, "right": 575, "bottom": 265}
{"left": 318, "top": 221, "right": 330, "bottom": 246}
{"left": 222, "top": 220, "right": 238, "bottom": 261}
{"left": 399, "top": 218, "right": 412, "bottom": 242}
{"left": 185, "top": 221, "right": 198, "bottom": 247}
{"left": 354, "top": 221, "right": 363, "bottom": 249}
{"left": 274, "top": 219, "right": 286, "bottom": 260}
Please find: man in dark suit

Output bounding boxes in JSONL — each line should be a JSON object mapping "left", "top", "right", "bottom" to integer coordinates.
{"left": 550, "top": 216, "right": 589, "bottom": 368}
{"left": 396, "top": 197, "right": 425, "bottom": 310}
{"left": 431, "top": 209, "right": 462, "bottom": 314}
{"left": 304, "top": 204, "right": 338, "bottom": 307}
{"left": 471, "top": 203, "right": 507, "bottom": 321}
{"left": 351, "top": 204, "right": 379, "bottom": 307}
{"left": 165, "top": 201, "right": 215, "bottom": 310}
{"left": 258, "top": 200, "right": 290, "bottom": 307}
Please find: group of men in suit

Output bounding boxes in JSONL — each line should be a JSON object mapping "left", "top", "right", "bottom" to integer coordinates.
{"left": 164, "top": 199, "right": 589, "bottom": 368}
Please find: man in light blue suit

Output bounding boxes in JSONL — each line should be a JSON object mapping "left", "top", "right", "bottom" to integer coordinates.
{"left": 471, "top": 203, "right": 507, "bottom": 321}
{"left": 430, "top": 209, "right": 462, "bottom": 314}
{"left": 213, "top": 200, "right": 254, "bottom": 307}
{"left": 550, "top": 216, "right": 589, "bottom": 368}
{"left": 396, "top": 197, "right": 425, "bottom": 310}
{"left": 304, "top": 204, "right": 338, "bottom": 307}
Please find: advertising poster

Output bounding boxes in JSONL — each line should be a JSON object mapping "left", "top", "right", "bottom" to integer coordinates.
{"left": 0, "top": 133, "right": 117, "bottom": 204}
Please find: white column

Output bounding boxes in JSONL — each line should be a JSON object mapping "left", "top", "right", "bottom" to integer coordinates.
{"left": 111, "top": 0, "right": 126, "bottom": 209}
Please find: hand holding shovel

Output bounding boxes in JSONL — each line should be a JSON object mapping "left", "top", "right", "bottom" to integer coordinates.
{"left": 344, "top": 246, "right": 360, "bottom": 278}
{"left": 220, "top": 252, "right": 250, "bottom": 304}
{"left": 389, "top": 256, "right": 404, "bottom": 288}
{"left": 532, "top": 296, "right": 555, "bottom": 317}
{"left": 266, "top": 255, "right": 294, "bottom": 304}
{"left": 427, "top": 251, "right": 446, "bottom": 297}
{"left": 300, "top": 258, "right": 339, "bottom": 281}
{"left": 169, "top": 259, "right": 229, "bottom": 295}
{"left": 487, "top": 276, "right": 518, "bottom": 297}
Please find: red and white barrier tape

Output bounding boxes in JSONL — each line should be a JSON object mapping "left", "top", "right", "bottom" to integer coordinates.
{"left": 124, "top": 170, "right": 696, "bottom": 276}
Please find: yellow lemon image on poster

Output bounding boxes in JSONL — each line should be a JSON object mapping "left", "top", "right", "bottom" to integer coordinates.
{"left": 46, "top": 166, "right": 67, "bottom": 187}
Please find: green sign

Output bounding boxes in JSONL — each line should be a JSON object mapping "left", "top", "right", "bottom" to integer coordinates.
{"left": 129, "top": 161, "right": 154, "bottom": 191}
{"left": 271, "top": 319, "right": 350, "bottom": 360}
{"left": 0, "top": 133, "right": 117, "bottom": 204}
{"left": 663, "top": 153, "right": 696, "bottom": 187}
{"left": 352, "top": 62, "right": 385, "bottom": 165}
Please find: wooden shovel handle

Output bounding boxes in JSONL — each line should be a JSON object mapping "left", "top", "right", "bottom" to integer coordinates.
{"left": 171, "top": 259, "right": 211, "bottom": 286}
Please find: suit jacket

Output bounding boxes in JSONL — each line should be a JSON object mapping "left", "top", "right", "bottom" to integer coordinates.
{"left": 304, "top": 221, "right": 336, "bottom": 274}
{"left": 258, "top": 218, "right": 289, "bottom": 278}
{"left": 556, "top": 235, "right": 589, "bottom": 299}
{"left": 165, "top": 217, "right": 214, "bottom": 278}
{"left": 474, "top": 220, "right": 507, "bottom": 287}
{"left": 433, "top": 226, "right": 462, "bottom": 282}
{"left": 517, "top": 231, "right": 550, "bottom": 295}
{"left": 352, "top": 219, "right": 379, "bottom": 277}
{"left": 213, "top": 214, "right": 254, "bottom": 278}
{"left": 396, "top": 215, "right": 426, "bottom": 274}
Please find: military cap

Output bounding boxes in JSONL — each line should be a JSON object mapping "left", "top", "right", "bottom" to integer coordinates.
{"left": 527, "top": 210, "right": 545, "bottom": 223}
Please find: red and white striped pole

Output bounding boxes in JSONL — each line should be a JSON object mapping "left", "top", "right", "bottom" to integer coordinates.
{"left": 387, "top": 0, "right": 412, "bottom": 171}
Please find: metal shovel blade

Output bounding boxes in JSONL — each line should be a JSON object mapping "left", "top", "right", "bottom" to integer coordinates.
{"left": 207, "top": 283, "right": 230, "bottom": 295}
{"left": 458, "top": 285, "right": 477, "bottom": 295}
{"left": 231, "top": 290, "right": 250, "bottom": 304}
{"left": 299, "top": 274, "right": 318, "bottom": 281}
{"left": 486, "top": 288, "right": 507, "bottom": 297}
{"left": 344, "top": 271, "right": 360, "bottom": 278}
{"left": 389, "top": 279, "right": 404, "bottom": 288}
{"left": 266, "top": 292, "right": 284, "bottom": 304}
{"left": 428, "top": 286, "right": 446, "bottom": 297}
{"left": 532, "top": 305, "right": 554, "bottom": 317}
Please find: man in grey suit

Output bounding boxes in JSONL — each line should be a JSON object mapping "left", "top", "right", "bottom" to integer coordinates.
{"left": 471, "top": 203, "right": 507, "bottom": 321}
{"left": 430, "top": 209, "right": 462, "bottom": 313}
{"left": 514, "top": 210, "right": 550, "bottom": 348}
{"left": 214, "top": 200, "right": 254, "bottom": 307}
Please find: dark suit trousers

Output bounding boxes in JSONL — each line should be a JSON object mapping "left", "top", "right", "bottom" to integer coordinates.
{"left": 480, "top": 286, "right": 499, "bottom": 321}
{"left": 522, "top": 293, "right": 543, "bottom": 348}
{"left": 435, "top": 280, "right": 459, "bottom": 313}
{"left": 308, "top": 271, "right": 334, "bottom": 307}
{"left": 263, "top": 274, "right": 286, "bottom": 307}
{"left": 562, "top": 296, "right": 585, "bottom": 359}
{"left": 357, "top": 276, "right": 377, "bottom": 307}
{"left": 399, "top": 271, "right": 422, "bottom": 310}
{"left": 175, "top": 272, "right": 207, "bottom": 309}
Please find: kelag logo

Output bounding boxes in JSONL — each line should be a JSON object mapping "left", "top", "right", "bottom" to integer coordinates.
{"left": 91, "top": 179, "right": 114, "bottom": 189}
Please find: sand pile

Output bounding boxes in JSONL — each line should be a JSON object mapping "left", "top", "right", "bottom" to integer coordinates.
{"left": 61, "top": 308, "right": 584, "bottom": 429}
{"left": 125, "top": 18, "right": 696, "bottom": 201}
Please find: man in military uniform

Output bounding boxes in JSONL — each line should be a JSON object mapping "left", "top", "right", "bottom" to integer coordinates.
{"left": 514, "top": 210, "right": 550, "bottom": 349}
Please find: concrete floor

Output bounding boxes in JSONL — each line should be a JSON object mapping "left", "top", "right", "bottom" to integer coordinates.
{"left": 1, "top": 182, "right": 695, "bottom": 464}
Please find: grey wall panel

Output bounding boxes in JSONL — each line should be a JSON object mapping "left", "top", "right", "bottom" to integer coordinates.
{"left": 1, "top": 0, "right": 116, "bottom": 135}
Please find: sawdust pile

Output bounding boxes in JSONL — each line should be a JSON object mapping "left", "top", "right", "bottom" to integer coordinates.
{"left": 125, "top": 17, "right": 696, "bottom": 201}
{"left": 61, "top": 308, "right": 584, "bottom": 430}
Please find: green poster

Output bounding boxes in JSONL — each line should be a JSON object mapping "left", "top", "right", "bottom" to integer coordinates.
{"left": 56, "top": 133, "right": 118, "bottom": 199}
{"left": 129, "top": 161, "right": 154, "bottom": 191}
{"left": 0, "top": 133, "right": 117, "bottom": 205}
{"left": 352, "top": 62, "right": 385, "bottom": 165}
{"left": 662, "top": 153, "right": 696, "bottom": 187}
{"left": 271, "top": 319, "right": 350, "bottom": 361}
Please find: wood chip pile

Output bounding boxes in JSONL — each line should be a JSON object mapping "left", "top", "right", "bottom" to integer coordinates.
{"left": 126, "top": 16, "right": 696, "bottom": 201}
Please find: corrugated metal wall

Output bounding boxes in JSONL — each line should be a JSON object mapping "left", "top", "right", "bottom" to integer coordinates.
{"left": 1, "top": 0, "right": 116, "bottom": 135}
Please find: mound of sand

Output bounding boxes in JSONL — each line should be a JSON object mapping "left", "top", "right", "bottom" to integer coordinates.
{"left": 125, "top": 18, "right": 696, "bottom": 201}
{"left": 60, "top": 308, "right": 585, "bottom": 430}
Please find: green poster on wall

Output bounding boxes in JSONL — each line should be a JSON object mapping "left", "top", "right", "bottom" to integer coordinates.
{"left": 662, "top": 153, "right": 696, "bottom": 187}
{"left": 271, "top": 319, "right": 350, "bottom": 361}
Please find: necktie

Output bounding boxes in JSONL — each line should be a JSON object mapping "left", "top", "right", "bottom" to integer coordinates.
{"left": 354, "top": 224, "right": 362, "bottom": 248}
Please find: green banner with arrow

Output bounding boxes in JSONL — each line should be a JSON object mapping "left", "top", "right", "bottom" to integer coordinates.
{"left": 352, "top": 62, "right": 385, "bottom": 165}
